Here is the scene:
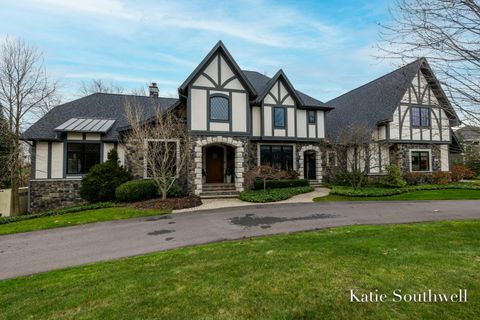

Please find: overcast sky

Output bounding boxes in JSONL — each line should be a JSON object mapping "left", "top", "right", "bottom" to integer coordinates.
{"left": 0, "top": 0, "right": 397, "bottom": 102}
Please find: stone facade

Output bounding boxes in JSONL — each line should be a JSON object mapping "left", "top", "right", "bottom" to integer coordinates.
{"left": 188, "top": 135, "right": 251, "bottom": 195}
{"left": 389, "top": 143, "right": 443, "bottom": 172}
{"left": 30, "top": 179, "right": 84, "bottom": 212}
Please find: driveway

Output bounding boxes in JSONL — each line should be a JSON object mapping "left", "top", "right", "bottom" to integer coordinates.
{"left": 1, "top": 200, "right": 479, "bottom": 280}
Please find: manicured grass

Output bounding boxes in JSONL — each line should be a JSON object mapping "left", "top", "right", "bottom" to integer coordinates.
{"left": 0, "top": 207, "right": 170, "bottom": 235}
{"left": 240, "top": 186, "right": 314, "bottom": 202}
{"left": 315, "top": 189, "right": 480, "bottom": 202}
{"left": 0, "top": 220, "right": 479, "bottom": 319}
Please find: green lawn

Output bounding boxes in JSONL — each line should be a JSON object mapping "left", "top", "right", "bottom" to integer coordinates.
{"left": 0, "top": 207, "right": 170, "bottom": 235}
{"left": 314, "top": 189, "right": 480, "bottom": 202}
{"left": 1, "top": 220, "right": 479, "bottom": 319}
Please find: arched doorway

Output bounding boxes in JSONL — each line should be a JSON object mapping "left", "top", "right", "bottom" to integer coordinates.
{"left": 304, "top": 150, "right": 316, "bottom": 180}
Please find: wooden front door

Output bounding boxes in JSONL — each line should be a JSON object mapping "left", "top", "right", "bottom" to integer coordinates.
{"left": 206, "top": 146, "right": 224, "bottom": 183}
{"left": 304, "top": 152, "right": 316, "bottom": 180}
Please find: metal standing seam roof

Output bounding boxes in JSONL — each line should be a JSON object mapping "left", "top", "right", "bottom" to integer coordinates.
{"left": 55, "top": 118, "right": 116, "bottom": 133}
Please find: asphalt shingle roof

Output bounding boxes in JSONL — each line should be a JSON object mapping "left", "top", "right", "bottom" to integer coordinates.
{"left": 22, "top": 93, "right": 179, "bottom": 141}
{"left": 325, "top": 59, "right": 424, "bottom": 141}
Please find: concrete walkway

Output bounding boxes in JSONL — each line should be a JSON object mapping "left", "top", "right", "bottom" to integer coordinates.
{"left": 175, "top": 187, "right": 330, "bottom": 213}
{"left": 1, "top": 200, "right": 479, "bottom": 280}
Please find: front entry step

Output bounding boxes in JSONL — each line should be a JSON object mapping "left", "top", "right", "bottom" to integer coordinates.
{"left": 200, "top": 183, "right": 239, "bottom": 199}
{"left": 308, "top": 180, "right": 324, "bottom": 188}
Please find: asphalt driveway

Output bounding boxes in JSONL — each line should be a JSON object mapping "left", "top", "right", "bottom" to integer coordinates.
{"left": 1, "top": 200, "right": 479, "bottom": 280}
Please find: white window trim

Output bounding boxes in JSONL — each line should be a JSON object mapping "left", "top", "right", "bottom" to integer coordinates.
{"left": 143, "top": 139, "right": 181, "bottom": 179}
{"left": 256, "top": 143, "right": 297, "bottom": 171}
{"left": 409, "top": 148, "right": 432, "bottom": 172}
{"left": 326, "top": 151, "right": 337, "bottom": 166}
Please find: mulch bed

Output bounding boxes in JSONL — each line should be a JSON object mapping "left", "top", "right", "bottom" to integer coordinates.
{"left": 128, "top": 196, "right": 202, "bottom": 210}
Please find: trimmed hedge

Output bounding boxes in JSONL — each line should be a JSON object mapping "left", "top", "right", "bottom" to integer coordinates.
{"left": 240, "top": 186, "right": 314, "bottom": 203}
{"left": 330, "top": 183, "right": 480, "bottom": 197}
{"left": 115, "top": 180, "right": 158, "bottom": 202}
{"left": 0, "top": 202, "right": 116, "bottom": 225}
{"left": 253, "top": 179, "right": 309, "bottom": 190}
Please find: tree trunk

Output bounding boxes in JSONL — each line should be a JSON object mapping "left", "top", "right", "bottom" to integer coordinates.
{"left": 161, "top": 189, "right": 167, "bottom": 201}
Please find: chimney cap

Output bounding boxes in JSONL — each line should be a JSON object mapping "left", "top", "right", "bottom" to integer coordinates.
{"left": 149, "top": 82, "right": 159, "bottom": 97}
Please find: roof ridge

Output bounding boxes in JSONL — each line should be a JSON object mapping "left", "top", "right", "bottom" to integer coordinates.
{"left": 328, "top": 58, "right": 424, "bottom": 103}
{"left": 90, "top": 92, "right": 179, "bottom": 99}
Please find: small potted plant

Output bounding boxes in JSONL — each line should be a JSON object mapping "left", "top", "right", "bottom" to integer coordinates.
{"left": 225, "top": 167, "right": 233, "bottom": 184}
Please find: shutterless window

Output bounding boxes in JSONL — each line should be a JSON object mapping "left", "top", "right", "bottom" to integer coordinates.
{"left": 274, "top": 107, "right": 286, "bottom": 128}
{"left": 260, "top": 145, "right": 293, "bottom": 170}
{"left": 66, "top": 143, "right": 100, "bottom": 174}
{"left": 411, "top": 106, "right": 430, "bottom": 127}
{"left": 209, "top": 96, "right": 229, "bottom": 121}
{"left": 308, "top": 110, "right": 316, "bottom": 124}
{"left": 411, "top": 151, "right": 430, "bottom": 171}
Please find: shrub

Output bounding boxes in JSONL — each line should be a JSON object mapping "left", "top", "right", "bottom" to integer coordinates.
{"left": 167, "top": 181, "right": 185, "bottom": 197}
{"left": 240, "top": 186, "right": 314, "bottom": 203}
{"left": 330, "top": 183, "right": 480, "bottom": 197}
{"left": 432, "top": 172, "right": 451, "bottom": 185}
{"left": 380, "top": 165, "right": 407, "bottom": 188}
{"left": 115, "top": 179, "right": 158, "bottom": 202}
{"left": 253, "top": 179, "right": 309, "bottom": 190}
{"left": 403, "top": 172, "right": 433, "bottom": 185}
{"left": 451, "top": 164, "right": 476, "bottom": 182}
{"left": 80, "top": 149, "right": 132, "bottom": 203}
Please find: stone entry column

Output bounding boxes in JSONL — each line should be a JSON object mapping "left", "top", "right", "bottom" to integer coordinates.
{"left": 193, "top": 136, "right": 245, "bottom": 195}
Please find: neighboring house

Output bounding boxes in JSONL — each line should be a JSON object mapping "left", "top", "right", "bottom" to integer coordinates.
{"left": 456, "top": 126, "right": 480, "bottom": 150}
{"left": 326, "top": 58, "right": 461, "bottom": 175}
{"left": 22, "top": 41, "right": 461, "bottom": 211}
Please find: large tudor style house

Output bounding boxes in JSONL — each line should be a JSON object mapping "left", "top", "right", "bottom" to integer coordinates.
{"left": 23, "top": 41, "right": 461, "bottom": 211}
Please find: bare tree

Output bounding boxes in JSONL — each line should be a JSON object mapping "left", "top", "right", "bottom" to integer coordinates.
{"left": 80, "top": 79, "right": 149, "bottom": 96}
{"left": 329, "top": 124, "right": 384, "bottom": 189}
{"left": 124, "top": 99, "right": 189, "bottom": 200}
{"left": 0, "top": 37, "right": 58, "bottom": 215}
{"left": 79, "top": 79, "right": 124, "bottom": 95}
{"left": 378, "top": 0, "right": 480, "bottom": 125}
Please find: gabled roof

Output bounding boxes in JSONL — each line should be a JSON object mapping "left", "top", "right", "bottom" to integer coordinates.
{"left": 22, "top": 93, "right": 179, "bottom": 141}
{"left": 178, "top": 40, "right": 256, "bottom": 96}
{"left": 326, "top": 58, "right": 460, "bottom": 140}
{"left": 242, "top": 70, "right": 331, "bottom": 110}
{"left": 253, "top": 69, "right": 303, "bottom": 106}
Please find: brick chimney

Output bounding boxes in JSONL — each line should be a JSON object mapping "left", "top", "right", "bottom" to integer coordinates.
{"left": 149, "top": 82, "right": 159, "bottom": 98}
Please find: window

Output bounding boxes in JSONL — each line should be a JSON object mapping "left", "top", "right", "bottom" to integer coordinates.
{"left": 308, "top": 110, "right": 316, "bottom": 124}
{"left": 260, "top": 145, "right": 293, "bottom": 170}
{"left": 411, "top": 106, "right": 430, "bottom": 127}
{"left": 209, "top": 96, "right": 229, "bottom": 121}
{"left": 144, "top": 140, "right": 178, "bottom": 178}
{"left": 66, "top": 143, "right": 100, "bottom": 175}
{"left": 411, "top": 150, "right": 430, "bottom": 171}
{"left": 273, "top": 107, "right": 286, "bottom": 128}
{"left": 327, "top": 151, "right": 337, "bottom": 166}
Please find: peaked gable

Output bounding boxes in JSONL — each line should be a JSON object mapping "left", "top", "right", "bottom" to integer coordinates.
{"left": 326, "top": 58, "right": 460, "bottom": 140}
{"left": 255, "top": 70, "right": 303, "bottom": 106}
{"left": 179, "top": 41, "right": 255, "bottom": 96}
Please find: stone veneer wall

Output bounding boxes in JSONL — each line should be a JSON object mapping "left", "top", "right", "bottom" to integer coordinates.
{"left": 389, "top": 143, "right": 443, "bottom": 172}
{"left": 29, "top": 179, "right": 85, "bottom": 212}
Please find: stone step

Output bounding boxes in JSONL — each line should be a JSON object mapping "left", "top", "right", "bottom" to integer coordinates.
{"left": 200, "top": 194, "right": 240, "bottom": 199}
{"left": 202, "top": 185, "right": 236, "bottom": 191}
{"left": 200, "top": 190, "right": 240, "bottom": 196}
